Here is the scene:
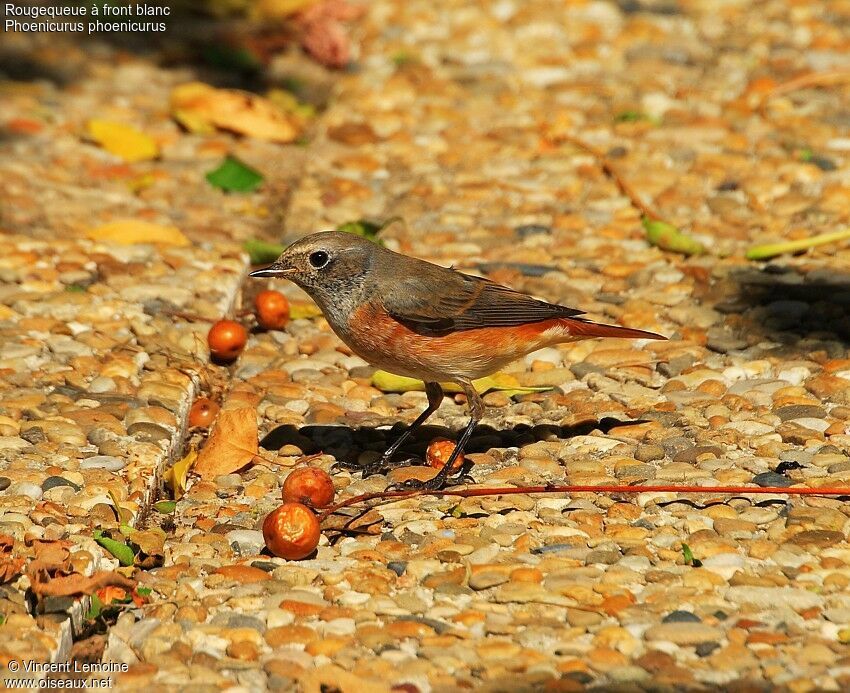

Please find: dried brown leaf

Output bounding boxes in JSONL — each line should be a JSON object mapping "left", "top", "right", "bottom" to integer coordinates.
{"left": 28, "top": 565, "right": 135, "bottom": 597}
{"left": 0, "top": 533, "right": 24, "bottom": 584}
{"left": 193, "top": 407, "right": 259, "bottom": 479}
{"left": 171, "top": 82, "right": 299, "bottom": 143}
{"left": 30, "top": 538, "right": 72, "bottom": 567}
{"left": 128, "top": 529, "right": 166, "bottom": 557}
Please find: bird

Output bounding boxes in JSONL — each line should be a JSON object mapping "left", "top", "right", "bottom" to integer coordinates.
{"left": 250, "top": 231, "right": 665, "bottom": 489}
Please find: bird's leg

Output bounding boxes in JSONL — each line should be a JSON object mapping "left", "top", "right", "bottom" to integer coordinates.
{"left": 391, "top": 379, "right": 483, "bottom": 491}
{"left": 360, "top": 382, "right": 444, "bottom": 477}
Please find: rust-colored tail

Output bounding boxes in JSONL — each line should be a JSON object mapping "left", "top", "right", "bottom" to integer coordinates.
{"left": 560, "top": 318, "right": 666, "bottom": 341}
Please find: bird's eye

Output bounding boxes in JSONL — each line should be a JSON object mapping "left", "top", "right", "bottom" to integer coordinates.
{"left": 308, "top": 250, "right": 330, "bottom": 269}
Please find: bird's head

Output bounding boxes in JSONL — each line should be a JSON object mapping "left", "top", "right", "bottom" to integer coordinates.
{"left": 249, "top": 231, "right": 377, "bottom": 303}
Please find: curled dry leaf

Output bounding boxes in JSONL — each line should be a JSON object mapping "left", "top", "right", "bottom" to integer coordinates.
{"left": 128, "top": 528, "right": 166, "bottom": 570}
{"left": 26, "top": 537, "right": 135, "bottom": 598}
{"left": 163, "top": 448, "right": 197, "bottom": 500}
{"left": 171, "top": 82, "right": 299, "bottom": 143}
{"left": 193, "top": 406, "right": 259, "bottom": 479}
{"left": 29, "top": 567, "right": 136, "bottom": 598}
{"left": 30, "top": 538, "right": 73, "bottom": 566}
{"left": 0, "top": 534, "right": 24, "bottom": 584}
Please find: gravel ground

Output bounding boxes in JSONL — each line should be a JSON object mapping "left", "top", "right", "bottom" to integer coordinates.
{"left": 3, "top": 0, "right": 850, "bottom": 691}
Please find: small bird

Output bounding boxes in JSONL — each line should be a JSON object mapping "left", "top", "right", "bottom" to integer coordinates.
{"left": 250, "top": 231, "right": 665, "bottom": 489}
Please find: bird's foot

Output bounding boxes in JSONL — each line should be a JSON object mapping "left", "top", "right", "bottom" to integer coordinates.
{"left": 387, "top": 460, "right": 474, "bottom": 491}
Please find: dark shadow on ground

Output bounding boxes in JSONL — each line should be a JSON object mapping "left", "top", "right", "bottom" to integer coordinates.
{"left": 708, "top": 265, "right": 850, "bottom": 354}
{"left": 261, "top": 416, "right": 646, "bottom": 467}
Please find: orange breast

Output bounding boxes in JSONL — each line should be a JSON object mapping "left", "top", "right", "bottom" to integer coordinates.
{"left": 339, "top": 303, "right": 572, "bottom": 381}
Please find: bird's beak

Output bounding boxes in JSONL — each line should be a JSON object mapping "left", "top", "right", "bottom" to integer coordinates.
{"left": 249, "top": 263, "right": 295, "bottom": 278}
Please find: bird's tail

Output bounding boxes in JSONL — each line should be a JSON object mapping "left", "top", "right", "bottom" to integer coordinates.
{"left": 559, "top": 318, "right": 667, "bottom": 341}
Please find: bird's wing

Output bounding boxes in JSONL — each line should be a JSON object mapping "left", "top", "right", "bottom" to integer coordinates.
{"left": 381, "top": 269, "right": 584, "bottom": 337}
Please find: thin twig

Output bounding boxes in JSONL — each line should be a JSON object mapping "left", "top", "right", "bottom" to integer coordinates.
{"left": 318, "top": 483, "right": 850, "bottom": 522}
{"left": 758, "top": 69, "right": 850, "bottom": 117}
{"left": 551, "top": 133, "right": 663, "bottom": 220}
{"left": 765, "top": 69, "right": 850, "bottom": 99}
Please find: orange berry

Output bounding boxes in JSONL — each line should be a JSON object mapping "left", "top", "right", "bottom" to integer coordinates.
{"left": 188, "top": 397, "right": 219, "bottom": 428}
{"left": 207, "top": 319, "right": 247, "bottom": 362}
{"left": 426, "top": 438, "right": 464, "bottom": 471}
{"left": 282, "top": 467, "right": 335, "bottom": 509}
{"left": 263, "top": 503, "right": 321, "bottom": 560}
{"left": 255, "top": 290, "right": 290, "bottom": 330}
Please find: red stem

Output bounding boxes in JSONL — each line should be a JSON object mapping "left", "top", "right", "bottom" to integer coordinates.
{"left": 318, "top": 483, "right": 850, "bottom": 521}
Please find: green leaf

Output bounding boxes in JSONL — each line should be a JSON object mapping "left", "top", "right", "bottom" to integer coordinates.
{"left": 206, "top": 156, "right": 264, "bottom": 193}
{"left": 681, "top": 543, "right": 702, "bottom": 567}
{"left": 392, "top": 51, "right": 419, "bottom": 67}
{"left": 615, "top": 110, "right": 648, "bottom": 122}
{"left": 243, "top": 239, "right": 285, "bottom": 265}
{"left": 642, "top": 217, "right": 705, "bottom": 256}
{"left": 136, "top": 587, "right": 152, "bottom": 597}
{"left": 336, "top": 217, "right": 402, "bottom": 246}
{"left": 65, "top": 284, "right": 87, "bottom": 293}
{"left": 798, "top": 148, "right": 813, "bottom": 162}
{"left": 153, "top": 500, "right": 177, "bottom": 514}
{"left": 746, "top": 228, "right": 850, "bottom": 261}
{"left": 93, "top": 530, "right": 135, "bottom": 567}
{"left": 86, "top": 594, "right": 103, "bottom": 620}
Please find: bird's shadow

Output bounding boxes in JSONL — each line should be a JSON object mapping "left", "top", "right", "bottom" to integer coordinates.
{"left": 715, "top": 265, "right": 850, "bottom": 349}
{"left": 260, "top": 416, "right": 642, "bottom": 468}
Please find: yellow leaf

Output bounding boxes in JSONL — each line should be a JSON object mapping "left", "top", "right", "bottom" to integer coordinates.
{"left": 87, "top": 219, "right": 190, "bottom": 247}
{"left": 193, "top": 407, "right": 258, "bottom": 480}
{"left": 371, "top": 370, "right": 553, "bottom": 396}
{"left": 107, "top": 489, "right": 133, "bottom": 526}
{"left": 170, "top": 82, "right": 299, "bottom": 143}
{"left": 163, "top": 449, "right": 197, "bottom": 500}
{"left": 289, "top": 303, "right": 323, "bottom": 320}
{"left": 87, "top": 119, "right": 158, "bottom": 163}
{"left": 172, "top": 108, "right": 216, "bottom": 135}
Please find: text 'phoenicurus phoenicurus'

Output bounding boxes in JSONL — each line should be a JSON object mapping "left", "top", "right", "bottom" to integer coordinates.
{"left": 250, "top": 231, "right": 666, "bottom": 489}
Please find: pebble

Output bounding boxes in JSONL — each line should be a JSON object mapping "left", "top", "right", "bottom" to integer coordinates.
{"left": 662, "top": 611, "right": 701, "bottom": 624}
{"left": 80, "top": 456, "right": 128, "bottom": 471}
{"left": 227, "top": 530, "right": 266, "bottom": 556}
{"left": 752, "top": 472, "right": 794, "bottom": 488}
{"left": 644, "top": 623, "right": 724, "bottom": 646}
